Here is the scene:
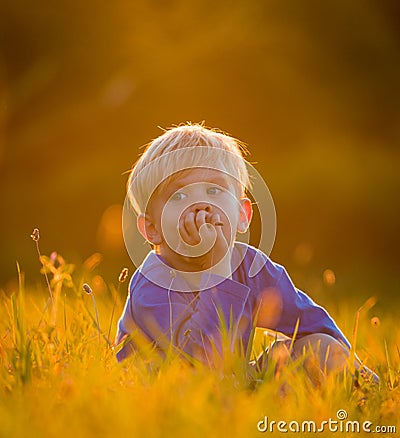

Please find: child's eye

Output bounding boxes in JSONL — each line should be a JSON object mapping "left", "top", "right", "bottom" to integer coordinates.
{"left": 207, "top": 186, "right": 223, "bottom": 195}
{"left": 170, "top": 192, "right": 187, "bottom": 202}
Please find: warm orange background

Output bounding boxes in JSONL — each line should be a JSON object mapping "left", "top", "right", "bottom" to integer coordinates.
{"left": 1, "top": 1, "right": 399, "bottom": 306}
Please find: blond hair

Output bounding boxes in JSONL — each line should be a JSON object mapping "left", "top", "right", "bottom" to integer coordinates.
{"left": 127, "top": 123, "right": 250, "bottom": 215}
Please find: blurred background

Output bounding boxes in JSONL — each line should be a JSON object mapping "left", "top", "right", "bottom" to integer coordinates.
{"left": 0, "top": 0, "right": 399, "bottom": 311}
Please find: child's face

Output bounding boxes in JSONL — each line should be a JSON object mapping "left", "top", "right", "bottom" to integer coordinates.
{"left": 139, "top": 167, "right": 252, "bottom": 269}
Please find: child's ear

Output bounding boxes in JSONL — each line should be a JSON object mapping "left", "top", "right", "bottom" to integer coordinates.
{"left": 137, "top": 213, "right": 163, "bottom": 245}
{"left": 237, "top": 198, "right": 253, "bottom": 233}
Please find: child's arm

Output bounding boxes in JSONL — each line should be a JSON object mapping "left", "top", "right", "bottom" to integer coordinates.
{"left": 259, "top": 262, "right": 379, "bottom": 383}
{"left": 270, "top": 265, "right": 351, "bottom": 347}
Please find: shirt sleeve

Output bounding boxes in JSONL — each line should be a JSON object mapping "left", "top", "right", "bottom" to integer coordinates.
{"left": 117, "top": 273, "right": 251, "bottom": 363}
{"left": 274, "top": 267, "right": 351, "bottom": 348}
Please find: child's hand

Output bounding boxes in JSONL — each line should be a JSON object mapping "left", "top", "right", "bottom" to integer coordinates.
{"left": 176, "top": 209, "right": 232, "bottom": 277}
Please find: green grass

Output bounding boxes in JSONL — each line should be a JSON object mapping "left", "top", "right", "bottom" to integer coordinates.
{"left": 0, "top": 245, "right": 399, "bottom": 438}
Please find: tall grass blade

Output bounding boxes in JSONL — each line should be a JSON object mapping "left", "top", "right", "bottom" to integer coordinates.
{"left": 384, "top": 340, "right": 395, "bottom": 389}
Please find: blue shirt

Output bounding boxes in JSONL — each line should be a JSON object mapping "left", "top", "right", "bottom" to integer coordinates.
{"left": 116, "top": 242, "right": 350, "bottom": 362}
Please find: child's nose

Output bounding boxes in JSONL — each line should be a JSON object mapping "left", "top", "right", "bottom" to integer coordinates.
{"left": 193, "top": 203, "right": 212, "bottom": 214}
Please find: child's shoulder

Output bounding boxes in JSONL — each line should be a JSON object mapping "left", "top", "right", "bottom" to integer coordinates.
{"left": 233, "top": 242, "right": 286, "bottom": 282}
{"left": 129, "top": 250, "right": 198, "bottom": 295}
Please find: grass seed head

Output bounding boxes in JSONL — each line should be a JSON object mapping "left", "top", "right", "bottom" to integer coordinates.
{"left": 118, "top": 268, "right": 129, "bottom": 283}
{"left": 30, "top": 228, "right": 40, "bottom": 242}
{"left": 82, "top": 283, "right": 93, "bottom": 294}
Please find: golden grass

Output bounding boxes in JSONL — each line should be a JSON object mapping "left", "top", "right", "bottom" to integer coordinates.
{"left": 0, "top": 246, "right": 399, "bottom": 438}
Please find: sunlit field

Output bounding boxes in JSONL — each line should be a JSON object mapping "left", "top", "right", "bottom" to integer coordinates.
{"left": 0, "top": 232, "right": 398, "bottom": 438}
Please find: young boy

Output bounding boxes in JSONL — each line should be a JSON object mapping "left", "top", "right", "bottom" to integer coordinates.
{"left": 116, "top": 123, "right": 377, "bottom": 382}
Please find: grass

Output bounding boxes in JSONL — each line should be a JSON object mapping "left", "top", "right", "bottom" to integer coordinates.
{"left": 0, "top": 233, "right": 399, "bottom": 437}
